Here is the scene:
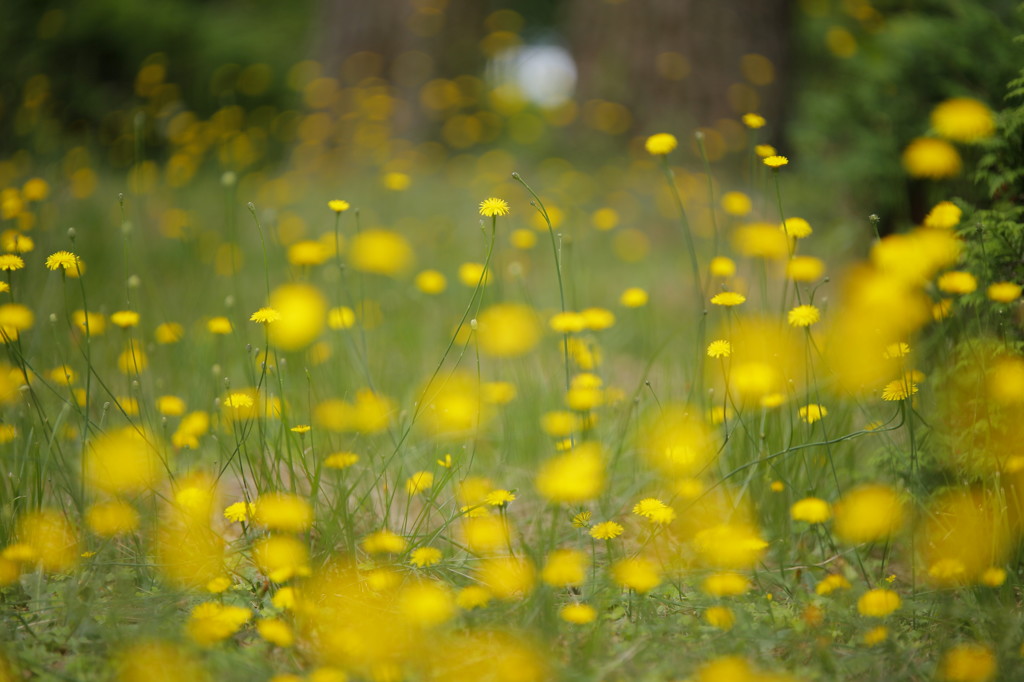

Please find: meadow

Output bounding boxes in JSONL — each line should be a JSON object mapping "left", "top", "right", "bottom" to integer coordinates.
{"left": 1, "top": 32, "right": 1023, "bottom": 682}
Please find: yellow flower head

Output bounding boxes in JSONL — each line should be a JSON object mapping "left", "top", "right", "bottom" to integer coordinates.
{"left": 923, "top": 201, "right": 963, "bottom": 229}
{"left": 45, "top": 250, "right": 80, "bottom": 271}
{"left": 479, "top": 197, "right": 510, "bottom": 217}
{"left": 931, "top": 97, "right": 995, "bottom": 143}
{"left": 857, "top": 588, "right": 901, "bottom": 618}
{"left": 707, "top": 339, "right": 732, "bottom": 358}
{"left": 645, "top": 133, "right": 678, "bottom": 155}
{"left": 0, "top": 255, "right": 24, "bottom": 271}
{"left": 250, "top": 307, "right": 282, "bottom": 324}
{"left": 787, "top": 304, "right": 820, "bottom": 327}
{"left": 763, "top": 155, "right": 789, "bottom": 169}
{"left": 742, "top": 113, "right": 766, "bottom": 129}
{"left": 987, "top": 282, "right": 1022, "bottom": 303}
{"left": 328, "top": 199, "right": 350, "bottom": 212}
{"left": 902, "top": 137, "right": 962, "bottom": 179}
{"left": 710, "top": 291, "right": 746, "bottom": 307}
{"left": 790, "top": 497, "right": 831, "bottom": 523}
{"left": 589, "top": 520, "right": 624, "bottom": 540}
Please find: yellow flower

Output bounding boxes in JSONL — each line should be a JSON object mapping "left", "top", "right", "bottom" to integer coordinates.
{"left": 415, "top": 269, "right": 447, "bottom": 295}
{"left": 710, "top": 291, "right": 745, "bottom": 306}
{"left": 763, "top": 155, "right": 789, "bottom": 168}
{"left": 541, "top": 549, "right": 587, "bottom": 587}
{"left": 405, "top": 470, "right": 434, "bottom": 495}
{"left": 410, "top": 547, "right": 443, "bottom": 567}
{"left": 0, "top": 255, "right": 24, "bottom": 271}
{"left": 186, "top": 602, "right": 252, "bottom": 646}
{"left": 742, "top": 113, "right": 766, "bottom": 129}
{"left": 702, "top": 572, "right": 750, "bottom": 597}
{"left": 940, "top": 643, "right": 997, "bottom": 682}
{"left": 257, "top": 618, "right": 294, "bottom": 648}
{"left": 710, "top": 256, "right": 737, "bottom": 277}
{"left": 815, "top": 573, "right": 851, "bottom": 595}
{"left": 85, "top": 500, "right": 140, "bottom": 537}
{"left": 987, "top": 282, "right": 1021, "bottom": 303}
{"left": 290, "top": 425, "right": 310, "bottom": 434}
{"left": 253, "top": 493, "right": 313, "bottom": 533}
{"left": 362, "top": 529, "right": 407, "bottom": 554}
{"left": 485, "top": 489, "right": 516, "bottom": 506}
{"left": 479, "top": 197, "right": 510, "bottom": 217}
{"left": 790, "top": 497, "right": 831, "bottom": 523}
{"left": 223, "top": 501, "right": 252, "bottom": 523}
{"left": 620, "top": 287, "right": 649, "bottom": 307}
{"left": 704, "top": 606, "right": 735, "bottom": 630}
{"left": 207, "top": 316, "right": 232, "bottom": 334}
{"left": 755, "top": 144, "right": 777, "bottom": 157}
{"left": 881, "top": 378, "right": 918, "bottom": 401}
{"left": 632, "top": 497, "right": 676, "bottom": 524}
{"left": 787, "top": 305, "right": 820, "bottom": 327}
{"left": 833, "top": 484, "right": 905, "bottom": 544}
{"left": 863, "top": 626, "right": 889, "bottom": 647}
{"left": 645, "top": 133, "right": 678, "bottom": 155}
{"left": 787, "top": 256, "right": 826, "bottom": 282}
{"left": 857, "top": 588, "right": 901, "bottom": 617}
{"left": 478, "top": 556, "right": 536, "bottom": 600}
{"left": 707, "top": 340, "right": 732, "bottom": 358}
{"left": 610, "top": 557, "right": 661, "bottom": 593}
{"left": 923, "top": 201, "right": 963, "bottom": 229}
{"left": 324, "top": 451, "right": 359, "bottom": 469}
{"left": 559, "top": 603, "right": 597, "bottom": 624}
{"left": 799, "top": 403, "right": 828, "bottom": 424}
{"left": 536, "top": 442, "right": 606, "bottom": 503}
{"left": 110, "top": 310, "right": 140, "bottom": 328}
{"left": 250, "top": 307, "right": 281, "bottom": 324}
{"left": 45, "top": 250, "right": 80, "bottom": 271}
{"left": 349, "top": 229, "right": 414, "bottom": 276}
{"left": 937, "top": 270, "right": 977, "bottom": 294}
{"left": 476, "top": 303, "right": 541, "bottom": 357}
{"left": 583, "top": 521, "right": 625, "bottom": 545}
{"left": 931, "top": 97, "right": 995, "bottom": 143}
{"left": 328, "top": 199, "right": 350, "bottom": 212}
{"left": 155, "top": 322, "right": 184, "bottom": 344}
{"left": 780, "top": 217, "right": 813, "bottom": 238}
{"left": 902, "top": 137, "right": 962, "bottom": 179}
{"left": 721, "top": 191, "right": 752, "bottom": 216}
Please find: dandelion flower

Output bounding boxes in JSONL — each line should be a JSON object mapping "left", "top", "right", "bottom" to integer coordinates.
{"left": 479, "top": 197, "right": 510, "bottom": 217}
{"left": 937, "top": 270, "right": 977, "bottom": 294}
{"left": 931, "top": 97, "right": 995, "bottom": 143}
{"left": 410, "top": 547, "right": 443, "bottom": 567}
{"left": 787, "top": 256, "right": 825, "bottom": 282}
{"left": 742, "top": 113, "right": 766, "bottom": 129}
{"left": 790, "top": 497, "right": 831, "bottom": 523}
{"left": 110, "top": 310, "right": 140, "bottom": 329}
{"left": 223, "top": 501, "right": 253, "bottom": 523}
{"left": 485, "top": 489, "right": 516, "bottom": 506}
{"left": 589, "top": 521, "right": 624, "bottom": 540}
{"left": 857, "top": 588, "right": 901, "bottom": 617}
{"left": 250, "top": 307, "right": 281, "bottom": 324}
{"left": 923, "top": 201, "right": 962, "bottom": 229}
{"left": 559, "top": 603, "right": 597, "bottom": 624}
{"left": 620, "top": 287, "right": 649, "bottom": 307}
{"left": 755, "top": 144, "right": 777, "bottom": 158}
{"left": 833, "top": 484, "right": 904, "bottom": 544}
{"left": 707, "top": 340, "right": 732, "bottom": 358}
{"left": 864, "top": 626, "right": 889, "bottom": 647}
{"left": 902, "top": 137, "right": 961, "bottom": 179}
{"left": 710, "top": 291, "right": 745, "bottom": 306}
{"left": 541, "top": 549, "right": 586, "bottom": 587}
{"left": 710, "top": 256, "right": 737, "bottom": 278}
{"left": 780, "top": 217, "right": 812, "bottom": 238}
{"left": 721, "top": 191, "right": 752, "bottom": 216}
{"left": 645, "top": 133, "right": 678, "bottom": 155}
{"left": 704, "top": 606, "right": 735, "bottom": 630}
{"left": 787, "top": 305, "right": 820, "bottom": 327}
{"left": 207, "top": 317, "right": 232, "bottom": 334}
{"left": 405, "top": 471, "right": 434, "bottom": 495}
{"left": 815, "top": 574, "right": 851, "bottom": 595}
{"left": 881, "top": 379, "right": 918, "bottom": 401}
{"left": 987, "top": 282, "right": 1021, "bottom": 303}
{"left": 632, "top": 497, "right": 675, "bottom": 524}
{"left": 939, "top": 643, "right": 997, "bottom": 682}
{"left": 799, "top": 403, "right": 828, "bottom": 423}
{"left": 702, "top": 572, "right": 751, "bottom": 597}
{"left": 328, "top": 199, "right": 350, "bottom": 212}
{"left": 610, "top": 557, "right": 661, "bottom": 593}
{"left": 763, "top": 155, "right": 789, "bottom": 168}
{"left": 0, "top": 255, "right": 23, "bottom": 271}
{"left": 257, "top": 618, "right": 294, "bottom": 648}
{"left": 45, "top": 250, "right": 79, "bottom": 271}
{"left": 224, "top": 392, "right": 254, "bottom": 409}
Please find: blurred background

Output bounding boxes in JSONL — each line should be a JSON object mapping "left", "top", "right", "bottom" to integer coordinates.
{"left": 0, "top": 0, "right": 1021, "bottom": 229}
